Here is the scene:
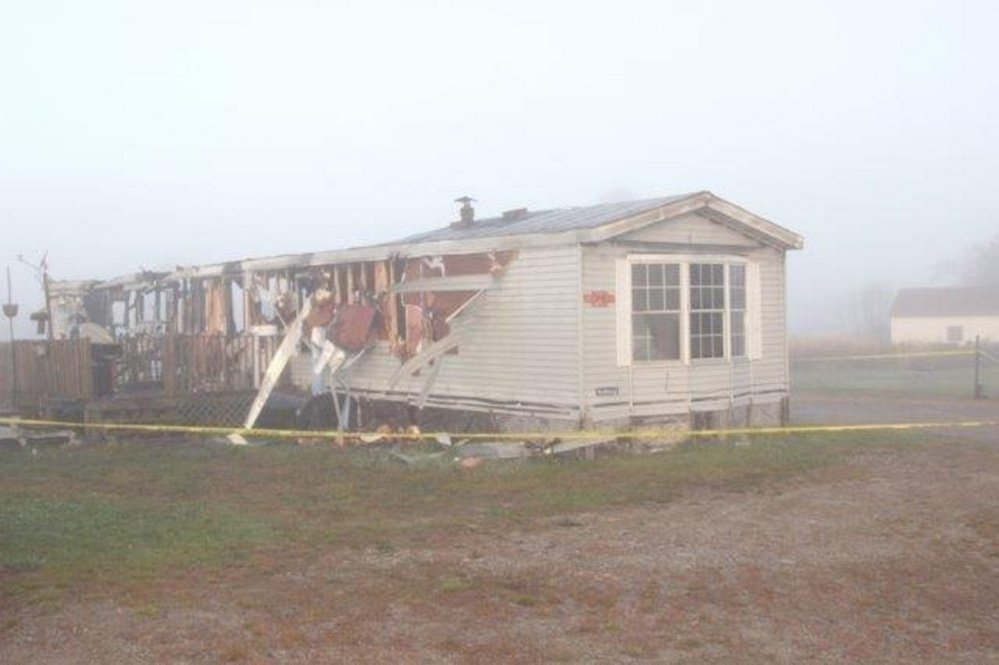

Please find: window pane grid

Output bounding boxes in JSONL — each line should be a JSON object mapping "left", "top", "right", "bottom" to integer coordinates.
{"left": 690, "top": 263, "right": 726, "bottom": 360}
{"left": 729, "top": 264, "right": 746, "bottom": 358}
{"left": 631, "top": 263, "right": 680, "bottom": 361}
{"left": 629, "top": 260, "right": 748, "bottom": 363}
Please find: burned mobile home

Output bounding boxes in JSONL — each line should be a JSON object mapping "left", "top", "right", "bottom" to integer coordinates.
{"left": 6, "top": 191, "right": 803, "bottom": 432}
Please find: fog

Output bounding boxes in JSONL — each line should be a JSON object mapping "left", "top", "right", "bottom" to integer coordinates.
{"left": 2, "top": 0, "right": 997, "bottom": 338}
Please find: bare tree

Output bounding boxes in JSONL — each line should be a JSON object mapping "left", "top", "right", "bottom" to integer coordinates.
{"left": 841, "top": 282, "right": 895, "bottom": 344}
{"left": 961, "top": 236, "right": 999, "bottom": 285}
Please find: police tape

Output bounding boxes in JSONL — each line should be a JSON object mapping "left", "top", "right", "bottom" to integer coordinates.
{"left": 793, "top": 350, "right": 977, "bottom": 362}
{"left": 2, "top": 415, "right": 999, "bottom": 444}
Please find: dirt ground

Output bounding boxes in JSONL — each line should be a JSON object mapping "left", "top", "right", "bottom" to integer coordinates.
{"left": 2, "top": 396, "right": 998, "bottom": 663}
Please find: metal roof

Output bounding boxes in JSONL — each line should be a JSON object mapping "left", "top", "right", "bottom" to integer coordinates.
{"left": 396, "top": 194, "right": 700, "bottom": 244}
{"left": 87, "top": 191, "right": 800, "bottom": 284}
{"left": 891, "top": 286, "right": 999, "bottom": 318}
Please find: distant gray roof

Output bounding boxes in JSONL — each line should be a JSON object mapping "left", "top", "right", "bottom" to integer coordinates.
{"left": 891, "top": 287, "right": 999, "bottom": 318}
{"left": 396, "top": 194, "right": 699, "bottom": 244}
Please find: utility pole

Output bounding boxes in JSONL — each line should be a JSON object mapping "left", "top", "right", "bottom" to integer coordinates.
{"left": 17, "top": 252, "right": 54, "bottom": 340}
{"left": 2, "top": 267, "right": 18, "bottom": 409}
{"left": 41, "top": 258, "right": 53, "bottom": 341}
{"left": 974, "top": 335, "right": 984, "bottom": 399}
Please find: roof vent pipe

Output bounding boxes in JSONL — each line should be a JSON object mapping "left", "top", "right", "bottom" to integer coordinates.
{"left": 502, "top": 207, "right": 528, "bottom": 221}
{"left": 452, "top": 196, "right": 476, "bottom": 227}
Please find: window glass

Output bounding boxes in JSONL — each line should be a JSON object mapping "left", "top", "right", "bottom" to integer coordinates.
{"left": 628, "top": 260, "right": 748, "bottom": 363}
{"left": 689, "top": 263, "right": 726, "bottom": 359}
{"left": 632, "top": 312, "right": 680, "bottom": 361}
{"left": 631, "top": 263, "right": 681, "bottom": 361}
{"left": 729, "top": 264, "right": 746, "bottom": 357}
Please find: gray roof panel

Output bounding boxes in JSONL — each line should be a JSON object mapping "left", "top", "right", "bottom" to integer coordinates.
{"left": 891, "top": 286, "right": 999, "bottom": 317}
{"left": 396, "top": 194, "right": 699, "bottom": 244}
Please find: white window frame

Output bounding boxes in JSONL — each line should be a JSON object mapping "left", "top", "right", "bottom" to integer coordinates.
{"left": 616, "top": 254, "right": 762, "bottom": 366}
{"left": 630, "top": 262, "right": 683, "bottom": 362}
{"left": 728, "top": 263, "right": 747, "bottom": 359}
{"left": 689, "top": 262, "right": 728, "bottom": 361}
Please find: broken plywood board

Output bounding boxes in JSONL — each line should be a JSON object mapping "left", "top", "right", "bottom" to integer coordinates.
{"left": 230, "top": 297, "right": 314, "bottom": 444}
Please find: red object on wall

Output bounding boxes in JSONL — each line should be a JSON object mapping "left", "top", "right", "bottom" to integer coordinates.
{"left": 583, "top": 291, "right": 616, "bottom": 307}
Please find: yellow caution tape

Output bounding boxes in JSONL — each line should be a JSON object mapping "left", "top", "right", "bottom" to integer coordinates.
{"left": 2, "top": 416, "right": 998, "bottom": 444}
{"left": 794, "top": 350, "right": 976, "bottom": 362}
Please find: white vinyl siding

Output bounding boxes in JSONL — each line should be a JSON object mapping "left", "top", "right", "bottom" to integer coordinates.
{"left": 620, "top": 211, "right": 759, "bottom": 247}
{"left": 891, "top": 316, "right": 999, "bottom": 346}
{"left": 342, "top": 246, "right": 583, "bottom": 421}
{"left": 745, "top": 261, "right": 763, "bottom": 360}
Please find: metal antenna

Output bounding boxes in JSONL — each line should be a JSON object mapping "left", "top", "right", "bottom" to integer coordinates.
{"left": 16, "top": 252, "right": 53, "bottom": 340}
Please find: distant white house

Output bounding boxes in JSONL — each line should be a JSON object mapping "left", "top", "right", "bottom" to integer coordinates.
{"left": 890, "top": 287, "right": 999, "bottom": 346}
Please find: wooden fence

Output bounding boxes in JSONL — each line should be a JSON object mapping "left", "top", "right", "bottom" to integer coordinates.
{"left": 0, "top": 339, "right": 94, "bottom": 408}
{"left": 0, "top": 334, "right": 284, "bottom": 411}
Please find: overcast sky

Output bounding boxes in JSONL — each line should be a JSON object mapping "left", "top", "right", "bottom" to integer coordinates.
{"left": 2, "top": 0, "right": 997, "bottom": 336}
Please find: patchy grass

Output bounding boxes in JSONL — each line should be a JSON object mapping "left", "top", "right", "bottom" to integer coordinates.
{"left": 0, "top": 497, "right": 272, "bottom": 594}
{"left": 792, "top": 355, "right": 998, "bottom": 398}
{"left": 3, "top": 425, "right": 995, "bottom": 664}
{"left": 0, "top": 433, "right": 914, "bottom": 607}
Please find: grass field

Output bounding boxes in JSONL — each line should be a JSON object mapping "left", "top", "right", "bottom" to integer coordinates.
{"left": 2, "top": 423, "right": 997, "bottom": 662}
{"left": 1, "top": 436, "right": 853, "bottom": 607}
{"left": 792, "top": 353, "right": 999, "bottom": 398}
